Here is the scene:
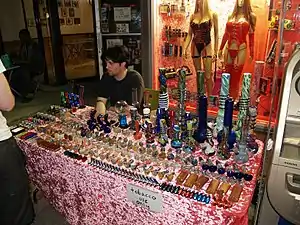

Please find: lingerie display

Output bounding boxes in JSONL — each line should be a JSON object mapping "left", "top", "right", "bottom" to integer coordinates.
{"left": 219, "top": 20, "right": 255, "bottom": 99}
{"left": 191, "top": 20, "right": 212, "bottom": 58}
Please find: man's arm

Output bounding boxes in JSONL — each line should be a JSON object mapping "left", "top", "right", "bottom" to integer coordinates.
{"left": 96, "top": 75, "right": 110, "bottom": 115}
{"left": 0, "top": 73, "right": 15, "bottom": 111}
{"left": 95, "top": 97, "right": 107, "bottom": 116}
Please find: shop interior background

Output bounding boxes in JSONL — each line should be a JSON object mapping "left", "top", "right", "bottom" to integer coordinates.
{"left": 0, "top": 0, "right": 96, "bottom": 82}
{"left": 153, "top": 0, "right": 272, "bottom": 122}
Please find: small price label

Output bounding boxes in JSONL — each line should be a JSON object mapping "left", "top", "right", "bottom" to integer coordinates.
{"left": 126, "top": 183, "right": 163, "bottom": 213}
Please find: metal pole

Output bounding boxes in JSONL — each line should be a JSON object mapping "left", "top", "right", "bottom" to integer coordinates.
{"left": 21, "top": 0, "right": 28, "bottom": 29}
{"left": 32, "top": 0, "right": 49, "bottom": 84}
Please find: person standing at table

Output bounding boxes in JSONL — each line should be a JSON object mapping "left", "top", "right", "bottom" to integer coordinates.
{"left": 0, "top": 61, "right": 35, "bottom": 225}
{"left": 96, "top": 45, "right": 144, "bottom": 115}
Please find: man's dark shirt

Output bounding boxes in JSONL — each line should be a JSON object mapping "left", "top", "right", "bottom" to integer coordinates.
{"left": 98, "top": 69, "right": 144, "bottom": 106}
{"left": 19, "top": 41, "right": 44, "bottom": 74}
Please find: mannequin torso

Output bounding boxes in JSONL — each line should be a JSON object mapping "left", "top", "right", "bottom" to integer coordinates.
{"left": 182, "top": 2, "right": 219, "bottom": 98}
{"left": 190, "top": 14, "right": 214, "bottom": 57}
{"left": 226, "top": 18, "right": 250, "bottom": 50}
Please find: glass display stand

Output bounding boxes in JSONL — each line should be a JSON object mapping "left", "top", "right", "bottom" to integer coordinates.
{"left": 254, "top": 0, "right": 300, "bottom": 223}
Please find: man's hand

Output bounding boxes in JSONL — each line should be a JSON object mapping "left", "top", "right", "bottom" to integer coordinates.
{"left": 95, "top": 98, "right": 107, "bottom": 118}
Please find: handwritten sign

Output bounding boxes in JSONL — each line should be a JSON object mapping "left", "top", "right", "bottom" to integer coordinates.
{"left": 126, "top": 183, "right": 163, "bottom": 213}
{"left": 114, "top": 7, "right": 131, "bottom": 22}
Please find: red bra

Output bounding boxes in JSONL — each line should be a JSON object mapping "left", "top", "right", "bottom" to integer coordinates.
{"left": 225, "top": 21, "right": 250, "bottom": 45}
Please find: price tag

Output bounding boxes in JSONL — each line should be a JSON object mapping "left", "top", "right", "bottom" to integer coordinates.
{"left": 126, "top": 183, "right": 163, "bottom": 213}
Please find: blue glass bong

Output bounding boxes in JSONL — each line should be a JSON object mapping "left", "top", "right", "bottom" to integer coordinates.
{"left": 115, "top": 100, "right": 129, "bottom": 129}
{"left": 217, "top": 98, "right": 236, "bottom": 149}
{"left": 217, "top": 98, "right": 236, "bottom": 160}
{"left": 171, "top": 125, "right": 182, "bottom": 148}
{"left": 193, "top": 95, "right": 208, "bottom": 143}
{"left": 234, "top": 116, "right": 250, "bottom": 164}
{"left": 193, "top": 71, "right": 207, "bottom": 143}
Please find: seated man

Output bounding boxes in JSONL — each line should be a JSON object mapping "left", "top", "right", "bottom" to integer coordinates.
{"left": 9, "top": 29, "right": 44, "bottom": 99}
{"left": 16, "top": 29, "right": 44, "bottom": 77}
{"left": 96, "top": 45, "right": 144, "bottom": 115}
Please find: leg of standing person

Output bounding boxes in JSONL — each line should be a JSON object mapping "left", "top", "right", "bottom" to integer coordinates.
{"left": 0, "top": 137, "right": 35, "bottom": 225}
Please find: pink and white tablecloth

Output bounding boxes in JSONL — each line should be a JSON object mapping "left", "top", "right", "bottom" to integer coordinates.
{"left": 17, "top": 139, "right": 262, "bottom": 225}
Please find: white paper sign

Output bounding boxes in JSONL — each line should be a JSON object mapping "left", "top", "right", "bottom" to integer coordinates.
{"left": 106, "top": 39, "right": 123, "bottom": 49}
{"left": 114, "top": 7, "right": 131, "bottom": 21}
{"left": 126, "top": 183, "right": 163, "bottom": 213}
{"left": 116, "top": 23, "right": 129, "bottom": 33}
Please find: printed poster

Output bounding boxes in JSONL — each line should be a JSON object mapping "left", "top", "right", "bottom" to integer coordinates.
{"left": 114, "top": 7, "right": 131, "bottom": 22}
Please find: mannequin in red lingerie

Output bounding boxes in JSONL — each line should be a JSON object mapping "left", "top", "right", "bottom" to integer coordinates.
{"left": 183, "top": 0, "right": 219, "bottom": 98}
{"left": 218, "top": 0, "right": 256, "bottom": 100}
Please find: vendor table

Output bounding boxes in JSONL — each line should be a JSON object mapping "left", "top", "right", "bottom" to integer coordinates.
{"left": 17, "top": 109, "right": 263, "bottom": 225}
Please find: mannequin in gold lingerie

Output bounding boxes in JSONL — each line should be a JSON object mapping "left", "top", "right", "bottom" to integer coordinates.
{"left": 183, "top": 0, "right": 219, "bottom": 98}
{"left": 218, "top": 0, "right": 256, "bottom": 100}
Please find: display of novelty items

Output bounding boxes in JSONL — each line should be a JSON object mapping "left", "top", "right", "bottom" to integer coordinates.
{"left": 60, "top": 85, "right": 85, "bottom": 109}
{"left": 155, "top": 68, "right": 259, "bottom": 161}
{"left": 17, "top": 103, "right": 258, "bottom": 208}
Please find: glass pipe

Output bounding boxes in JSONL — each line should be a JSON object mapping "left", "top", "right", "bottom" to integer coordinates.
{"left": 145, "top": 121, "right": 155, "bottom": 144}
{"left": 60, "top": 91, "right": 67, "bottom": 107}
{"left": 235, "top": 117, "right": 249, "bottom": 164}
{"left": 167, "top": 110, "right": 176, "bottom": 139}
{"left": 183, "top": 120, "right": 194, "bottom": 153}
{"left": 232, "top": 164, "right": 244, "bottom": 184}
{"left": 199, "top": 157, "right": 209, "bottom": 175}
{"left": 193, "top": 95, "right": 208, "bottom": 143}
{"left": 207, "top": 159, "right": 217, "bottom": 174}
{"left": 131, "top": 88, "right": 140, "bottom": 109}
{"left": 216, "top": 161, "right": 226, "bottom": 175}
{"left": 216, "top": 73, "right": 231, "bottom": 132}
{"left": 158, "top": 68, "right": 169, "bottom": 109}
{"left": 143, "top": 91, "right": 151, "bottom": 119}
{"left": 103, "top": 114, "right": 111, "bottom": 126}
{"left": 133, "top": 120, "right": 142, "bottom": 140}
{"left": 130, "top": 107, "right": 138, "bottom": 130}
{"left": 203, "top": 142, "right": 215, "bottom": 156}
{"left": 206, "top": 122, "right": 214, "bottom": 147}
{"left": 115, "top": 100, "right": 129, "bottom": 129}
{"left": 156, "top": 108, "right": 167, "bottom": 134}
{"left": 158, "top": 119, "right": 168, "bottom": 146}
{"left": 197, "top": 70, "right": 205, "bottom": 97}
{"left": 181, "top": 112, "right": 192, "bottom": 141}
{"left": 217, "top": 127, "right": 231, "bottom": 160}
{"left": 223, "top": 98, "right": 236, "bottom": 149}
{"left": 78, "top": 85, "right": 85, "bottom": 108}
{"left": 177, "top": 69, "right": 187, "bottom": 128}
{"left": 226, "top": 165, "right": 235, "bottom": 184}
{"left": 248, "top": 106, "right": 257, "bottom": 134}
{"left": 171, "top": 125, "right": 182, "bottom": 148}
{"left": 96, "top": 114, "right": 111, "bottom": 133}
{"left": 247, "top": 138, "right": 259, "bottom": 158}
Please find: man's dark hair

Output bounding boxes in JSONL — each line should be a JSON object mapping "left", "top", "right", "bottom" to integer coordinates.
{"left": 19, "top": 29, "right": 31, "bottom": 37}
{"left": 101, "top": 45, "right": 129, "bottom": 67}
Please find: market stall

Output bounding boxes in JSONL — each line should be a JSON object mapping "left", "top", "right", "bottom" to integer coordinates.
{"left": 14, "top": 68, "right": 263, "bottom": 225}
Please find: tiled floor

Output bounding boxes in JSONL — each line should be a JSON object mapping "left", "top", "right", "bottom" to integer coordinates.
{"left": 32, "top": 197, "right": 68, "bottom": 225}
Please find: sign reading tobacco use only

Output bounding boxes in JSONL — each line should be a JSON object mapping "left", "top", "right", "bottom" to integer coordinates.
{"left": 126, "top": 183, "right": 163, "bottom": 213}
